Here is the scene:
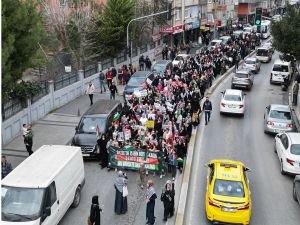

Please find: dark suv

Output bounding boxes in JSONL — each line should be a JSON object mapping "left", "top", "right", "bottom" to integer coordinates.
{"left": 72, "top": 100, "right": 122, "bottom": 158}
{"left": 231, "top": 69, "right": 254, "bottom": 90}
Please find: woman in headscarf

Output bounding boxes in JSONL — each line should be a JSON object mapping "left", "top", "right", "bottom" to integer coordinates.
{"left": 114, "top": 171, "right": 128, "bottom": 215}
{"left": 97, "top": 134, "right": 108, "bottom": 169}
{"left": 89, "top": 195, "right": 102, "bottom": 225}
{"left": 146, "top": 179, "right": 157, "bottom": 225}
{"left": 160, "top": 180, "right": 175, "bottom": 221}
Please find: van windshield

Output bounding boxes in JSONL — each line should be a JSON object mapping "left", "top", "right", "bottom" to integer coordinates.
{"left": 2, "top": 186, "right": 44, "bottom": 222}
{"left": 257, "top": 49, "right": 269, "bottom": 56}
{"left": 272, "top": 64, "right": 289, "bottom": 72}
{"left": 78, "top": 117, "right": 106, "bottom": 134}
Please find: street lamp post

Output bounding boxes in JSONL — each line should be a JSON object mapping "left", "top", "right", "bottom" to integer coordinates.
{"left": 126, "top": 9, "right": 170, "bottom": 65}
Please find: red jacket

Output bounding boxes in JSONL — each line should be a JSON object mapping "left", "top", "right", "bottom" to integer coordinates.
{"left": 106, "top": 71, "right": 113, "bottom": 80}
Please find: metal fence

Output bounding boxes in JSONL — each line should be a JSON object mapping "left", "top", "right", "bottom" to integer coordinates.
{"left": 2, "top": 99, "right": 24, "bottom": 121}
{"left": 31, "top": 81, "right": 49, "bottom": 103}
{"left": 102, "top": 58, "right": 114, "bottom": 70}
{"left": 117, "top": 51, "right": 127, "bottom": 64}
{"left": 140, "top": 44, "right": 148, "bottom": 53}
{"left": 54, "top": 72, "right": 78, "bottom": 91}
{"left": 84, "top": 64, "right": 98, "bottom": 78}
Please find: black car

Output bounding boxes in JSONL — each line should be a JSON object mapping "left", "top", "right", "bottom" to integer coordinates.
{"left": 293, "top": 175, "right": 300, "bottom": 206}
{"left": 123, "top": 71, "right": 154, "bottom": 100}
{"left": 151, "top": 60, "right": 173, "bottom": 76}
{"left": 72, "top": 100, "right": 122, "bottom": 158}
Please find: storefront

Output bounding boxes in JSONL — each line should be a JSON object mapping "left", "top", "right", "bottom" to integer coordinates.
{"left": 184, "top": 20, "right": 200, "bottom": 43}
{"left": 237, "top": 3, "right": 256, "bottom": 25}
{"left": 159, "top": 25, "right": 184, "bottom": 48}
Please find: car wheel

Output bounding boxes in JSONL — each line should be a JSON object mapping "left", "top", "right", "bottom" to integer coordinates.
{"left": 280, "top": 160, "right": 286, "bottom": 175}
{"left": 71, "top": 186, "right": 81, "bottom": 208}
{"left": 293, "top": 184, "right": 298, "bottom": 201}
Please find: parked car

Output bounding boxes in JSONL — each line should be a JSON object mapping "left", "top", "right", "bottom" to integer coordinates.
{"left": 219, "top": 36, "right": 232, "bottom": 45}
{"left": 264, "top": 104, "right": 296, "bottom": 134}
{"left": 231, "top": 69, "right": 254, "bottom": 90}
{"left": 274, "top": 132, "right": 300, "bottom": 175}
{"left": 205, "top": 159, "right": 251, "bottom": 225}
{"left": 1, "top": 145, "right": 85, "bottom": 225}
{"left": 209, "top": 39, "right": 223, "bottom": 50}
{"left": 124, "top": 71, "right": 155, "bottom": 100}
{"left": 72, "top": 100, "right": 122, "bottom": 157}
{"left": 270, "top": 59, "right": 292, "bottom": 84}
{"left": 256, "top": 46, "right": 272, "bottom": 63}
{"left": 243, "top": 57, "right": 261, "bottom": 74}
{"left": 293, "top": 175, "right": 300, "bottom": 206}
{"left": 220, "top": 89, "right": 246, "bottom": 116}
{"left": 263, "top": 39, "right": 274, "bottom": 54}
{"left": 172, "top": 54, "right": 190, "bottom": 68}
{"left": 151, "top": 60, "right": 173, "bottom": 76}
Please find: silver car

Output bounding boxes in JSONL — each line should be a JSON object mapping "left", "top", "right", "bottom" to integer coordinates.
{"left": 243, "top": 57, "right": 261, "bottom": 74}
{"left": 231, "top": 69, "right": 254, "bottom": 90}
{"left": 264, "top": 104, "right": 296, "bottom": 134}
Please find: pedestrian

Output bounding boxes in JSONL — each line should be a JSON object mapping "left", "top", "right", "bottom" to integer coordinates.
{"left": 22, "top": 124, "right": 29, "bottom": 144}
{"left": 293, "top": 80, "right": 299, "bottom": 106}
{"left": 168, "top": 149, "right": 177, "bottom": 181}
{"left": 88, "top": 195, "right": 102, "bottom": 225}
{"left": 99, "top": 70, "right": 106, "bottom": 94}
{"left": 86, "top": 81, "right": 95, "bottom": 105}
{"left": 160, "top": 180, "right": 175, "bottom": 222}
{"left": 109, "top": 80, "right": 118, "bottom": 100}
{"left": 139, "top": 55, "right": 145, "bottom": 71}
{"left": 106, "top": 69, "right": 113, "bottom": 88}
{"left": 146, "top": 179, "right": 157, "bottom": 225}
{"left": 114, "top": 171, "right": 128, "bottom": 215}
{"left": 111, "top": 66, "right": 117, "bottom": 84}
{"left": 1, "top": 156, "right": 12, "bottom": 179}
{"left": 203, "top": 96, "right": 212, "bottom": 125}
{"left": 24, "top": 125, "right": 33, "bottom": 155}
{"left": 139, "top": 162, "right": 146, "bottom": 189}
{"left": 235, "top": 53, "right": 241, "bottom": 70}
{"left": 97, "top": 134, "right": 108, "bottom": 169}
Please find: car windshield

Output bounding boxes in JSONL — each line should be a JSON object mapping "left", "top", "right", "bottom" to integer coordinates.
{"left": 152, "top": 64, "right": 166, "bottom": 74}
{"left": 269, "top": 110, "right": 291, "bottom": 120}
{"left": 78, "top": 117, "right": 106, "bottom": 133}
{"left": 213, "top": 179, "right": 245, "bottom": 197}
{"left": 291, "top": 144, "right": 300, "bottom": 155}
{"left": 272, "top": 64, "right": 289, "bottom": 72}
{"left": 245, "top": 59, "right": 255, "bottom": 64}
{"left": 211, "top": 41, "right": 220, "bottom": 46}
{"left": 174, "top": 56, "right": 184, "bottom": 61}
{"left": 127, "top": 76, "right": 145, "bottom": 86}
{"left": 235, "top": 73, "right": 249, "bottom": 78}
{"left": 224, "top": 94, "right": 242, "bottom": 101}
{"left": 2, "top": 186, "right": 44, "bottom": 222}
{"left": 257, "top": 49, "right": 269, "bottom": 56}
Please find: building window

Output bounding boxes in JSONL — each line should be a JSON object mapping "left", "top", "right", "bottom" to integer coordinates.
{"left": 185, "top": 8, "right": 190, "bottom": 18}
{"left": 176, "top": 9, "right": 181, "bottom": 20}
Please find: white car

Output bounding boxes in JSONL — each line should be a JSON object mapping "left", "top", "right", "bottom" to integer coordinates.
{"left": 274, "top": 132, "right": 300, "bottom": 175}
{"left": 172, "top": 54, "right": 190, "bottom": 68}
{"left": 220, "top": 89, "right": 245, "bottom": 116}
{"left": 243, "top": 57, "right": 261, "bottom": 74}
{"left": 209, "top": 39, "right": 223, "bottom": 50}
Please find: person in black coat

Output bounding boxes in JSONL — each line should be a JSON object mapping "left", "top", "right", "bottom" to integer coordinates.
{"left": 161, "top": 180, "right": 175, "bottom": 221}
{"left": 146, "top": 180, "right": 157, "bottom": 225}
{"left": 97, "top": 134, "right": 108, "bottom": 169}
{"left": 89, "top": 195, "right": 102, "bottom": 225}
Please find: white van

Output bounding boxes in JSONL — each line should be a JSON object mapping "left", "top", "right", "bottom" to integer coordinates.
{"left": 256, "top": 46, "right": 272, "bottom": 63}
{"left": 270, "top": 59, "right": 292, "bottom": 84}
{"left": 1, "top": 145, "right": 85, "bottom": 225}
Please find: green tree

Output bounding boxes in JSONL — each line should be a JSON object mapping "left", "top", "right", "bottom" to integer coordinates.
{"left": 2, "top": 0, "right": 46, "bottom": 103}
{"left": 89, "top": 0, "right": 136, "bottom": 58}
{"left": 271, "top": 5, "right": 300, "bottom": 60}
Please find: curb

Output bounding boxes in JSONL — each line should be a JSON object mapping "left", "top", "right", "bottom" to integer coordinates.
{"left": 174, "top": 49, "right": 257, "bottom": 225}
{"left": 288, "top": 86, "right": 300, "bottom": 132}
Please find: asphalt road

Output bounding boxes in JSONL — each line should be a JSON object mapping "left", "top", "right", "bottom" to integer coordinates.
{"left": 184, "top": 52, "right": 300, "bottom": 225}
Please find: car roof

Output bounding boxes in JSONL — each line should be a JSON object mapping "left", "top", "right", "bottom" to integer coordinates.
{"left": 220, "top": 36, "right": 231, "bottom": 39}
{"left": 235, "top": 68, "right": 250, "bottom": 74}
{"left": 85, "top": 100, "right": 121, "bottom": 115}
{"left": 131, "top": 71, "right": 153, "bottom": 77}
{"left": 270, "top": 104, "right": 290, "bottom": 112}
{"left": 273, "top": 59, "right": 290, "bottom": 66}
{"left": 211, "top": 39, "right": 222, "bottom": 42}
{"left": 245, "top": 57, "right": 256, "bottom": 61}
{"left": 154, "top": 60, "right": 172, "bottom": 65}
{"left": 286, "top": 133, "right": 300, "bottom": 144}
{"left": 257, "top": 46, "right": 270, "bottom": 50}
{"left": 176, "top": 54, "right": 189, "bottom": 57}
{"left": 211, "top": 159, "right": 244, "bottom": 181}
{"left": 225, "top": 89, "right": 242, "bottom": 95}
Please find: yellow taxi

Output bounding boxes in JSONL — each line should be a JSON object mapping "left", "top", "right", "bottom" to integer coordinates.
{"left": 205, "top": 159, "right": 251, "bottom": 225}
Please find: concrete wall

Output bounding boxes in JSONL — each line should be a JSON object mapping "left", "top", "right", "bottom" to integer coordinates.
{"left": 2, "top": 45, "right": 157, "bottom": 146}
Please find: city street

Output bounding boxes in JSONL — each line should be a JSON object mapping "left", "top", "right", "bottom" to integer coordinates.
{"left": 184, "top": 52, "right": 300, "bottom": 225}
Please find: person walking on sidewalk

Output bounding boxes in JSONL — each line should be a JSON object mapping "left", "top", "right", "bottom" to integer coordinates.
{"left": 1, "top": 156, "right": 12, "bottom": 179}
{"left": 99, "top": 70, "right": 106, "bottom": 94}
{"left": 89, "top": 195, "right": 102, "bottom": 225}
{"left": 160, "top": 180, "right": 175, "bottom": 222}
{"left": 203, "top": 96, "right": 212, "bottom": 125}
{"left": 146, "top": 179, "right": 157, "bottom": 225}
{"left": 114, "top": 171, "right": 128, "bottom": 215}
{"left": 86, "top": 81, "right": 95, "bottom": 105}
{"left": 24, "top": 125, "right": 33, "bottom": 155}
{"left": 292, "top": 80, "right": 299, "bottom": 106}
{"left": 109, "top": 81, "right": 118, "bottom": 100}
{"left": 106, "top": 69, "right": 113, "bottom": 88}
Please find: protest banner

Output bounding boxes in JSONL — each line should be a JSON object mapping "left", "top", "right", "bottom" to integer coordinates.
{"left": 145, "top": 120, "right": 155, "bottom": 128}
